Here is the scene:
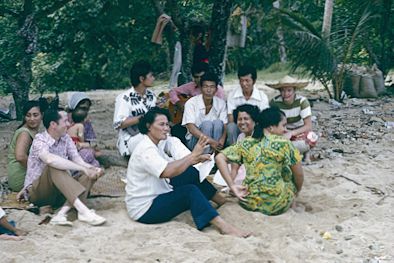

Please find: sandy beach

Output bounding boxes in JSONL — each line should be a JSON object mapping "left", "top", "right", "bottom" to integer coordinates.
{"left": 0, "top": 83, "right": 393, "bottom": 262}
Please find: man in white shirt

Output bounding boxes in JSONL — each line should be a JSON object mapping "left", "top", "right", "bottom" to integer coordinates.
{"left": 182, "top": 72, "right": 228, "bottom": 153}
{"left": 226, "top": 65, "right": 269, "bottom": 145}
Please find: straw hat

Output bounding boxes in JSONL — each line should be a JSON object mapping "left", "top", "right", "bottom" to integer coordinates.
{"left": 266, "top": 76, "right": 309, "bottom": 89}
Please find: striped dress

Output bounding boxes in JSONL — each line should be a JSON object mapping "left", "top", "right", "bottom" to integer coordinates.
{"left": 270, "top": 94, "right": 311, "bottom": 130}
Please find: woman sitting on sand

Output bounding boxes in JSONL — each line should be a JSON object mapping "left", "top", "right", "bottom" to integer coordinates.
{"left": 216, "top": 107, "right": 304, "bottom": 215}
{"left": 7, "top": 101, "right": 42, "bottom": 192}
{"left": 125, "top": 107, "right": 250, "bottom": 237}
{"left": 214, "top": 104, "right": 260, "bottom": 186}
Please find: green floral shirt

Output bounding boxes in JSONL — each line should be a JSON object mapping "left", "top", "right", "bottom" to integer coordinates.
{"left": 222, "top": 134, "right": 301, "bottom": 215}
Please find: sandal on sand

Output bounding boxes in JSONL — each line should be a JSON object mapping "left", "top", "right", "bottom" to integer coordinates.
{"left": 50, "top": 214, "right": 73, "bottom": 226}
{"left": 78, "top": 210, "right": 106, "bottom": 226}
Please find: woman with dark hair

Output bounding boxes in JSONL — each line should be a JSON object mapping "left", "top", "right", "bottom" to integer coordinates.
{"left": 7, "top": 101, "right": 43, "bottom": 192}
{"left": 125, "top": 107, "right": 250, "bottom": 237}
{"left": 214, "top": 104, "right": 260, "bottom": 186}
{"left": 216, "top": 107, "right": 304, "bottom": 215}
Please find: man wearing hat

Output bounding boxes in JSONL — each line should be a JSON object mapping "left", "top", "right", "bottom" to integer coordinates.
{"left": 268, "top": 76, "right": 318, "bottom": 163}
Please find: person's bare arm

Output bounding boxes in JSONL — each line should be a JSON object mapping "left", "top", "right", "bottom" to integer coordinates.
{"left": 39, "top": 152, "right": 101, "bottom": 178}
{"left": 160, "top": 136, "right": 211, "bottom": 178}
{"left": 286, "top": 116, "right": 312, "bottom": 138}
{"left": 290, "top": 162, "right": 304, "bottom": 193}
{"left": 215, "top": 153, "right": 248, "bottom": 200}
{"left": 228, "top": 114, "right": 234, "bottom": 123}
{"left": 118, "top": 115, "right": 142, "bottom": 129}
{"left": 0, "top": 217, "right": 28, "bottom": 236}
{"left": 217, "top": 124, "right": 227, "bottom": 150}
{"left": 14, "top": 132, "right": 33, "bottom": 168}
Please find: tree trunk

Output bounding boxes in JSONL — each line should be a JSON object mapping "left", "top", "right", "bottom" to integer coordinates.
{"left": 275, "top": 0, "right": 287, "bottom": 63}
{"left": 322, "top": 0, "right": 334, "bottom": 38}
{"left": 177, "top": 30, "right": 193, "bottom": 85}
{"left": 208, "top": 0, "right": 232, "bottom": 84}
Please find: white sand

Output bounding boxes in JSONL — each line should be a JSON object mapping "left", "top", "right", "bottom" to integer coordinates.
{"left": 0, "top": 84, "right": 393, "bottom": 262}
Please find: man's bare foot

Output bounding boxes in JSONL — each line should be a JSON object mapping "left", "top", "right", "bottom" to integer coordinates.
{"left": 14, "top": 228, "right": 28, "bottom": 236}
{"left": 211, "top": 216, "right": 252, "bottom": 238}
{"left": 211, "top": 192, "right": 226, "bottom": 207}
{"left": 0, "top": 234, "right": 23, "bottom": 241}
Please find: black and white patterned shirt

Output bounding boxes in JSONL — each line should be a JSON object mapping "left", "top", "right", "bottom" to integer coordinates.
{"left": 113, "top": 87, "right": 156, "bottom": 156}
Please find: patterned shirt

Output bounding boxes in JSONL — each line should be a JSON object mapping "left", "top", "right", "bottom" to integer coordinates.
{"left": 221, "top": 135, "right": 301, "bottom": 215}
{"left": 169, "top": 82, "right": 225, "bottom": 104}
{"left": 270, "top": 94, "right": 312, "bottom": 130}
{"left": 24, "top": 131, "right": 80, "bottom": 189}
{"left": 113, "top": 87, "right": 156, "bottom": 156}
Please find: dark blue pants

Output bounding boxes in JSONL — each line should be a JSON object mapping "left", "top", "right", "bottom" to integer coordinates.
{"left": 0, "top": 220, "right": 16, "bottom": 236}
{"left": 138, "top": 167, "right": 218, "bottom": 230}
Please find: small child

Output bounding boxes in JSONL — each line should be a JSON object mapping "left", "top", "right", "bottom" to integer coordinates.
{"left": 0, "top": 207, "right": 28, "bottom": 241}
{"left": 68, "top": 109, "right": 100, "bottom": 168}
{"left": 68, "top": 109, "right": 90, "bottom": 149}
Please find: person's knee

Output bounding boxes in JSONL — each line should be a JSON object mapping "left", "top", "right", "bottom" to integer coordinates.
{"left": 226, "top": 122, "right": 238, "bottom": 134}
{"left": 48, "top": 167, "right": 68, "bottom": 175}
{"left": 212, "top": 120, "right": 224, "bottom": 130}
{"left": 200, "top": 121, "right": 214, "bottom": 133}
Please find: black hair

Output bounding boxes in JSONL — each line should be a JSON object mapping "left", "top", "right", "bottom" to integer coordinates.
{"left": 130, "top": 60, "right": 153, "bottom": 87}
{"left": 17, "top": 100, "right": 42, "bottom": 129}
{"left": 238, "top": 65, "right": 257, "bottom": 82}
{"left": 191, "top": 62, "right": 209, "bottom": 75}
{"left": 200, "top": 71, "right": 218, "bottom": 87}
{"left": 76, "top": 99, "right": 92, "bottom": 110}
{"left": 43, "top": 109, "right": 61, "bottom": 130}
{"left": 252, "top": 107, "right": 286, "bottom": 139}
{"left": 233, "top": 104, "right": 260, "bottom": 124}
{"left": 138, "top": 107, "right": 171, "bottom": 135}
{"left": 71, "top": 109, "right": 88, "bottom": 124}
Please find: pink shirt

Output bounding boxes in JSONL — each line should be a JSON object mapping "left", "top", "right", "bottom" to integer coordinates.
{"left": 169, "top": 82, "right": 225, "bottom": 104}
{"left": 24, "top": 131, "right": 80, "bottom": 189}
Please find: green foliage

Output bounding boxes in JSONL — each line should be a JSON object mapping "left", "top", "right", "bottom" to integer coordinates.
{"left": 278, "top": 1, "right": 381, "bottom": 100}
{"left": 1, "top": 0, "right": 393, "bottom": 101}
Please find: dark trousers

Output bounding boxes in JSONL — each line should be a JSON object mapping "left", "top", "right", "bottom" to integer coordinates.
{"left": 138, "top": 167, "right": 218, "bottom": 230}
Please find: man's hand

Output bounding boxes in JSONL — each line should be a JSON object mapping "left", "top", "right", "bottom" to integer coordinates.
{"left": 83, "top": 167, "right": 104, "bottom": 180}
{"left": 217, "top": 137, "right": 226, "bottom": 151}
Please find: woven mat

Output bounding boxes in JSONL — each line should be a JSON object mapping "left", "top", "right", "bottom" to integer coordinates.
{"left": 90, "top": 174, "right": 125, "bottom": 198}
{"left": 0, "top": 192, "right": 30, "bottom": 210}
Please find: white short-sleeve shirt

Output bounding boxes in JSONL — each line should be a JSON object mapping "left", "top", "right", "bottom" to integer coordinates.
{"left": 125, "top": 135, "right": 173, "bottom": 220}
{"left": 227, "top": 86, "right": 269, "bottom": 115}
{"left": 182, "top": 95, "right": 228, "bottom": 140}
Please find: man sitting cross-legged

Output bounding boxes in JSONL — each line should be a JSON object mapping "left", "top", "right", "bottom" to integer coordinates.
{"left": 182, "top": 72, "right": 228, "bottom": 153}
{"left": 21, "top": 109, "right": 106, "bottom": 226}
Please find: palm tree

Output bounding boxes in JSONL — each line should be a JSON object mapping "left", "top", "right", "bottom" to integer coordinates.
{"left": 278, "top": 4, "right": 375, "bottom": 101}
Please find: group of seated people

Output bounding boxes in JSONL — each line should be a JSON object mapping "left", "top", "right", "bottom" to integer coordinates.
{"left": 2, "top": 60, "right": 317, "bottom": 240}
